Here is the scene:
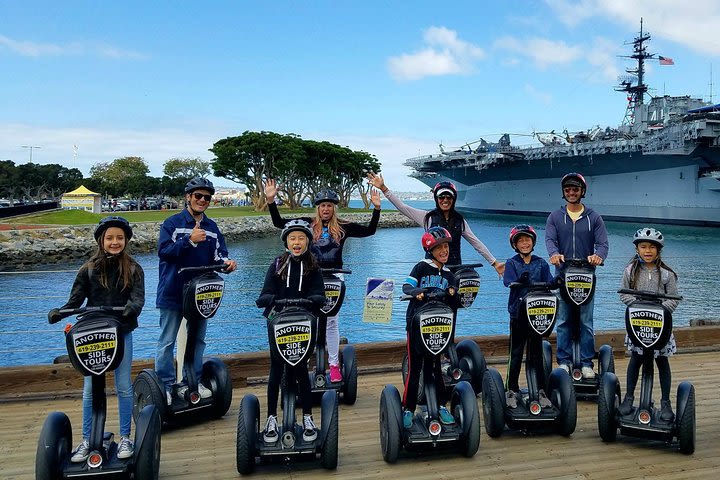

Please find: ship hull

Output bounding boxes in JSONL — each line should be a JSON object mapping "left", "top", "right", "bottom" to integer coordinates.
{"left": 415, "top": 152, "right": 720, "bottom": 226}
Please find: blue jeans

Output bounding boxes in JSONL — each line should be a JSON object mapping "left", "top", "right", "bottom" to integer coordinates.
{"left": 82, "top": 333, "right": 133, "bottom": 439}
{"left": 155, "top": 308, "right": 207, "bottom": 389}
{"left": 555, "top": 297, "right": 595, "bottom": 368}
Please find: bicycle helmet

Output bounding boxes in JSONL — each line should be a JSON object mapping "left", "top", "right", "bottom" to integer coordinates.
{"left": 281, "top": 219, "right": 314, "bottom": 244}
{"left": 184, "top": 177, "right": 215, "bottom": 195}
{"left": 432, "top": 181, "right": 457, "bottom": 201}
{"left": 421, "top": 226, "right": 452, "bottom": 252}
{"left": 313, "top": 189, "right": 340, "bottom": 206}
{"left": 509, "top": 224, "right": 537, "bottom": 252}
{"left": 633, "top": 227, "right": 664, "bottom": 248}
{"left": 561, "top": 172, "right": 586, "bottom": 201}
{"left": 94, "top": 216, "right": 133, "bottom": 242}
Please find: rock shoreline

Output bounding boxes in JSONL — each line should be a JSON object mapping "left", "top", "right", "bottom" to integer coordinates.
{"left": 0, "top": 212, "right": 417, "bottom": 270}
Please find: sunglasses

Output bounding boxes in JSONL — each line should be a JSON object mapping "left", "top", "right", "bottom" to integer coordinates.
{"left": 192, "top": 192, "right": 212, "bottom": 201}
{"left": 563, "top": 187, "right": 580, "bottom": 193}
{"left": 438, "top": 194, "right": 454, "bottom": 199}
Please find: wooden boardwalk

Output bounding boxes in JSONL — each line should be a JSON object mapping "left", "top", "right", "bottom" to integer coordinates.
{"left": 2, "top": 351, "right": 720, "bottom": 480}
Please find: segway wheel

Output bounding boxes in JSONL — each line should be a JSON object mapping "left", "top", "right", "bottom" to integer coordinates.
{"left": 134, "top": 405, "right": 161, "bottom": 480}
{"left": 236, "top": 394, "right": 259, "bottom": 474}
{"left": 320, "top": 391, "right": 339, "bottom": 469}
{"left": 451, "top": 381, "right": 480, "bottom": 457}
{"left": 379, "top": 385, "right": 402, "bottom": 463}
{"left": 597, "top": 373, "right": 618, "bottom": 442}
{"left": 341, "top": 346, "right": 358, "bottom": 405}
{"left": 133, "top": 369, "right": 166, "bottom": 423}
{"left": 35, "top": 412, "right": 72, "bottom": 480}
{"left": 203, "top": 357, "right": 233, "bottom": 419}
{"left": 481, "top": 368, "right": 506, "bottom": 438}
{"left": 598, "top": 344, "right": 615, "bottom": 376}
{"left": 676, "top": 382, "right": 696, "bottom": 455}
{"left": 401, "top": 353, "right": 425, "bottom": 404}
{"left": 456, "top": 339, "right": 486, "bottom": 394}
{"left": 542, "top": 340, "right": 553, "bottom": 384}
{"left": 550, "top": 369, "right": 577, "bottom": 436}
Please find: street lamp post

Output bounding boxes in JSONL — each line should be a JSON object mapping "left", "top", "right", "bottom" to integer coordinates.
{"left": 21, "top": 145, "right": 42, "bottom": 163}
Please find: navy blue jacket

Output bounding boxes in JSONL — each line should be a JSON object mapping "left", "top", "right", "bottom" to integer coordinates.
{"left": 156, "top": 209, "right": 229, "bottom": 310}
{"left": 503, "top": 254, "right": 554, "bottom": 317}
{"left": 545, "top": 205, "right": 609, "bottom": 274}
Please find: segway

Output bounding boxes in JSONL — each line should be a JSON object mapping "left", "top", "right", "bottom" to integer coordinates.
{"left": 401, "top": 263, "right": 486, "bottom": 402}
{"left": 37, "top": 306, "right": 161, "bottom": 480}
{"left": 560, "top": 258, "right": 614, "bottom": 399}
{"left": 482, "top": 281, "right": 577, "bottom": 437}
{"left": 133, "top": 264, "right": 232, "bottom": 425}
{"left": 597, "top": 288, "right": 695, "bottom": 454}
{"left": 236, "top": 298, "right": 339, "bottom": 474}
{"left": 309, "top": 268, "right": 358, "bottom": 405}
{"left": 379, "top": 289, "right": 480, "bottom": 463}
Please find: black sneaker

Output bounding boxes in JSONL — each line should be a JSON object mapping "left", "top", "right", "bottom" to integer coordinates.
{"left": 618, "top": 394, "right": 634, "bottom": 415}
{"left": 660, "top": 400, "right": 675, "bottom": 422}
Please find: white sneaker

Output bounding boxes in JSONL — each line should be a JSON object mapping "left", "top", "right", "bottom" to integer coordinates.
{"left": 198, "top": 383, "right": 212, "bottom": 399}
{"left": 302, "top": 414, "right": 317, "bottom": 442}
{"left": 559, "top": 364, "right": 570, "bottom": 374}
{"left": 71, "top": 439, "right": 90, "bottom": 463}
{"left": 117, "top": 436, "right": 134, "bottom": 459}
{"left": 166, "top": 389, "right": 173, "bottom": 406}
{"left": 263, "top": 415, "right": 278, "bottom": 443}
{"left": 581, "top": 366, "right": 595, "bottom": 379}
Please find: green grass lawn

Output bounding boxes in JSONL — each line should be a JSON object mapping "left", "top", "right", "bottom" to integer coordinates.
{"left": 4, "top": 206, "right": 373, "bottom": 225}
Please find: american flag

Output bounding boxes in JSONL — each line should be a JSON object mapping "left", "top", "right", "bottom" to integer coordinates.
{"left": 659, "top": 55, "right": 674, "bottom": 66}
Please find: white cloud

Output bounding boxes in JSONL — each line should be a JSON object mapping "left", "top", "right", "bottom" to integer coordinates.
{"left": 387, "top": 26, "right": 485, "bottom": 81}
{"left": 494, "top": 36, "right": 583, "bottom": 69}
{"left": 586, "top": 37, "right": 621, "bottom": 82}
{"left": 0, "top": 34, "right": 147, "bottom": 59}
{"left": 524, "top": 84, "right": 553, "bottom": 104}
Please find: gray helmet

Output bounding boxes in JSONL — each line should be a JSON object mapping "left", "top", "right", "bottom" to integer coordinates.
{"left": 185, "top": 177, "right": 215, "bottom": 195}
{"left": 313, "top": 189, "right": 339, "bottom": 206}
{"left": 94, "top": 216, "right": 133, "bottom": 242}
{"left": 281, "top": 219, "right": 313, "bottom": 244}
{"left": 633, "top": 227, "right": 664, "bottom": 248}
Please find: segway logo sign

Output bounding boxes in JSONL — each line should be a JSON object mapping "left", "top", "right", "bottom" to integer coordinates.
{"left": 526, "top": 296, "right": 557, "bottom": 336}
{"left": 457, "top": 278, "right": 480, "bottom": 308}
{"left": 274, "top": 322, "right": 312, "bottom": 366}
{"left": 321, "top": 281, "right": 341, "bottom": 314}
{"left": 194, "top": 280, "right": 224, "bottom": 318}
{"left": 565, "top": 273, "right": 593, "bottom": 305}
{"left": 629, "top": 307, "right": 665, "bottom": 349}
{"left": 72, "top": 327, "right": 118, "bottom": 375}
{"left": 419, "top": 314, "right": 453, "bottom": 355}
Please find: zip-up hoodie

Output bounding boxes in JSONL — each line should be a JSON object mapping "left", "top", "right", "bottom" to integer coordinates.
{"left": 545, "top": 204, "right": 609, "bottom": 273}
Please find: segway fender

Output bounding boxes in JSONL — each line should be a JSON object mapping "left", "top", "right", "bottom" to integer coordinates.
{"left": 599, "top": 372, "right": 619, "bottom": 411}
{"left": 341, "top": 345, "right": 355, "bottom": 375}
{"left": 598, "top": 344, "right": 615, "bottom": 375}
{"left": 320, "top": 390, "right": 339, "bottom": 443}
{"left": 676, "top": 381, "right": 693, "bottom": 420}
{"left": 202, "top": 357, "right": 233, "bottom": 418}
{"left": 134, "top": 404, "right": 160, "bottom": 453}
{"left": 452, "top": 381, "right": 479, "bottom": 438}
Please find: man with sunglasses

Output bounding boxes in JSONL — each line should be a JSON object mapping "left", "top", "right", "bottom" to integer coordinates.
{"left": 155, "top": 177, "right": 237, "bottom": 404}
{"left": 545, "top": 172, "right": 608, "bottom": 379}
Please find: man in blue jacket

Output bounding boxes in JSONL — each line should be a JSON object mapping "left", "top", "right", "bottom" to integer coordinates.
{"left": 545, "top": 173, "right": 608, "bottom": 379}
{"left": 155, "top": 177, "right": 237, "bottom": 405}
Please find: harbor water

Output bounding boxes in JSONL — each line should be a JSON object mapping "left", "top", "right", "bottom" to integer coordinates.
{"left": 1, "top": 200, "right": 719, "bottom": 367}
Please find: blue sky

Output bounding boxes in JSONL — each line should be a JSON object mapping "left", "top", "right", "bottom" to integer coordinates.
{"left": 2, "top": 0, "right": 720, "bottom": 191}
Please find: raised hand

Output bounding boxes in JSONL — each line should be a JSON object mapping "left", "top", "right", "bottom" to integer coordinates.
{"left": 264, "top": 178, "right": 278, "bottom": 203}
{"left": 370, "top": 188, "right": 382, "bottom": 209}
{"left": 190, "top": 220, "right": 206, "bottom": 243}
{"left": 366, "top": 171, "right": 387, "bottom": 192}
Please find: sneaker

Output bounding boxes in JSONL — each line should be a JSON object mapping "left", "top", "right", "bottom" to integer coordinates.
{"left": 559, "top": 364, "right": 570, "bottom": 374}
{"left": 71, "top": 439, "right": 90, "bottom": 463}
{"left": 618, "top": 394, "right": 634, "bottom": 415}
{"left": 263, "top": 415, "right": 278, "bottom": 443}
{"left": 198, "top": 383, "right": 212, "bottom": 399}
{"left": 403, "top": 409, "right": 413, "bottom": 429}
{"left": 166, "top": 389, "right": 173, "bottom": 406}
{"left": 660, "top": 400, "right": 675, "bottom": 422}
{"left": 117, "top": 436, "right": 134, "bottom": 459}
{"left": 538, "top": 389, "right": 553, "bottom": 408}
{"left": 506, "top": 390, "right": 518, "bottom": 409}
{"left": 438, "top": 406, "right": 455, "bottom": 424}
{"left": 581, "top": 366, "right": 596, "bottom": 379}
{"left": 302, "top": 414, "right": 318, "bottom": 441}
{"left": 329, "top": 364, "right": 343, "bottom": 383}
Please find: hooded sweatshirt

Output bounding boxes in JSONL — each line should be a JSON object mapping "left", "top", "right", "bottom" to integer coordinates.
{"left": 545, "top": 204, "right": 609, "bottom": 273}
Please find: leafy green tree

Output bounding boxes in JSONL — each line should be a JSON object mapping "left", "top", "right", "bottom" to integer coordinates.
{"left": 163, "top": 157, "right": 211, "bottom": 181}
{"left": 89, "top": 156, "right": 151, "bottom": 208}
{"left": 0, "top": 160, "right": 20, "bottom": 202}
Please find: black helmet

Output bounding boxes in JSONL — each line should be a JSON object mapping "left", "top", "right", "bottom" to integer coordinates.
{"left": 313, "top": 189, "right": 339, "bottom": 206}
{"left": 509, "top": 224, "right": 537, "bottom": 252}
{"left": 94, "top": 216, "right": 133, "bottom": 242}
{"left": 421, "top": 226, "right": 452, "bottom": 253}
{"left": 185, "top": 177, "right": 215, "bottom": 195}
{"left": 281, "top": 219, "right": 314, "bottom": 244}
{"left": 561, "top": 172, "right": 586, "bottom": 201}
{"left": 633, "top": 227, "right": 664, "bottom": 248}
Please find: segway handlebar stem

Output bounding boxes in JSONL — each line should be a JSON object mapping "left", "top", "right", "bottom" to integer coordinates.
{"left": 446, "top": 262, "right": 483, "bottom": 272}
{"left": 177, "top": 264, "right": 229, "bottom": 275}
{"left": 49, "top": 306, "right": 125, "bottom": 323}
{"left": 617, "top": 288, "right": 683, "bottom": 302}
{"left": 321, "top": 268, "right": 352, "bottom": 275}
{"left": 273, "top": 298, "right": 315, "bottom": 308}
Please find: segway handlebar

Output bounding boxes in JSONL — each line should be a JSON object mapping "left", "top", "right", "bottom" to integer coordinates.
{"left": 446, "top": 263, "right": 483, "bottom": 272}
{"left": 564, "top": 258, "right": 604, "bottom": 267}
{"left": 177, "top": 264, "right": 229, "bottom": 275}
{"left": 400, "top": 288, "right": 448, "bottom": 302}
{"left": 321, "top": 268, "right": 352, "bottom": 275}
{"left": 509, "top": 281, "right": 556, "bottom": 291}
{"left": 48, "top": 306, "right": 124, "bottom": 324}
{"left": 617, "top": 288, "right": 683, "bottom": 302}
{"left": 273, "top": 298, "right": 315, "bottom": 308}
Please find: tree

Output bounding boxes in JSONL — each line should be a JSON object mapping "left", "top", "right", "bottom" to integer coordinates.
{"left": 89, "top": 156, "right": 151, "bottom": 208}
{"left": 163, "top": 157, "right": 211, "bottom": 181}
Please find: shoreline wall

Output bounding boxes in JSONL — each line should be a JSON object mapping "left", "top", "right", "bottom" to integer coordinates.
{"left": 0, "top": 212, "right": 417, "bottom": 269}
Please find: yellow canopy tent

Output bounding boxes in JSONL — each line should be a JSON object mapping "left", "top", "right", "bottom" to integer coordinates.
{"left": 61, "top": 185, "right": 102, "bottom": 213}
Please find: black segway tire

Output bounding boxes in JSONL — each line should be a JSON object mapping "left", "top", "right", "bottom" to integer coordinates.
{"left": 320, "top": 391, "right": 339, "bottom": 469}
{"left": 456, "top": 339, "right": 486, "bottom": 394}
{"left": 481, "top": 368, "right": 506, "bottom": 438}
{"left": 236, "top": 394, "right": 259, "bottom": 474}
{"left": 598, "top": 344, "right": 615, "bottom": 375}
{"left": 35, "top": 411, "right": 72, "bottom": 480}
{"left": 203, "top": 357, "right": 233, "bottom": 419}
{"left": 542, "top": 340, "right": 553, "bottom": 385}
{"left": 597, "top": 372, "right": 619, "bottom": 442}
{"left": 134, "top": 404, "right": 161, "bottom": 480}
{"left": 341, "top": 345, "right": 358, "bottom": 405}
{"left": 401, "top": 353, "right": 425, "bottom": 404}
{"left": 133, "top": 369, "right": 166, "bottom": 423}
{"left": 451, "top": 381, "right": 480, "bottom": 457}
{"left": 379, "top": 385, "right": 402, "bottom": 463}
{"left": 549, "top": 369, "right": 577, "bottom": 436}
{"left": 676, "top": 382, "right": 696, "bottom": 455}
